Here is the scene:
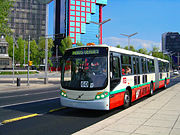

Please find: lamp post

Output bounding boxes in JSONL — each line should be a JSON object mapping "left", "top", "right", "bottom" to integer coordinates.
{"left": 12, "top": 36, "right": 18, "bottom": 84}
{"left": 120, "top": 32, "right": 138, "bottom": 50}
{"left": 90, "top": 19, "right": 111, "bottom": 45}
{"left": 163, "top": 50, "right": 175, "bottom": 70}
{"left": 35, "top": 0, "right": 52, "bottom": 84}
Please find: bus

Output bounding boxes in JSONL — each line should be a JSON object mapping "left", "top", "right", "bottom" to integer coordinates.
{"left": 60, "top": 45, "right": 170, "bottom": 110}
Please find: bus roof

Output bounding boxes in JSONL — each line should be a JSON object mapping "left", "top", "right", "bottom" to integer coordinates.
{"left": 65, "top": 44, "right": 169, "bottom": 63}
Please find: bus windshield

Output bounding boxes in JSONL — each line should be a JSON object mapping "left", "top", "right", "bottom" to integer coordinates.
{"left": 61, "top": 47, "right": 108, "bottom": 90}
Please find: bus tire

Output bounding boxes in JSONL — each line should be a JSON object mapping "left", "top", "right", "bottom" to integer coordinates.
{"left": 149, "top": 83, "right": 154, "bottom": 96}
{"left": 123, "top": 89, "right": 131, "bottom": 109}
{"left": 164, "top": 79, "right": 167, "bottom": 89}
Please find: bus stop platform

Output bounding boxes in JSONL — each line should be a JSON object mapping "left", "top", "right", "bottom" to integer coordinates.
{"left": 73, "top": 83, "right": 180, "bottom": 135}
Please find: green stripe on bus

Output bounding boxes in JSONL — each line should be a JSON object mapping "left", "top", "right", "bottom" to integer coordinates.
{"left": 110, "top": 77, "right": 169, "bottom": 95}
{"left": 110, "top": 89, "right": 126, "bottom": 95}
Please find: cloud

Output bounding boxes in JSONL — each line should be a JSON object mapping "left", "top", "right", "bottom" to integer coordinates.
{"left": 103, "top": 37, "right": 161, "bottom": 51}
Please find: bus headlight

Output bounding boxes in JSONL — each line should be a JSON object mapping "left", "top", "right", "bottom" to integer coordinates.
{"left": 60, "top": 90, "right": 67, "bottom": 98}
{"left": 95, "top": 92, "right": 109, "bottom": 100}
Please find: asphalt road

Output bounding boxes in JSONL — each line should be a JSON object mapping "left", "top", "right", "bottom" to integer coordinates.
{"left": 0, "top": 75, "right": 180, "bottom": 135}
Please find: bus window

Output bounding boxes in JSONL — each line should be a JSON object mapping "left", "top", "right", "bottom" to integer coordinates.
{"left": 136, "top": 57, "right": 140, "bottom": 74}
{"left": 112, "top": 56, "right": 120, "bottom": 78}
{"left": 148, "top": 59, "right": 155, "bottom": 73}
{"left": 141, "top": 58, "right": 144, "bottom": 73}
{"left": 158, "top": 61, "right": 163, "bottom": 72}
{"left": 121, "top": 55, "right": 132, "bottom": 75}
{"left": 133, "top": 57, "right": 137, "bottom": 74}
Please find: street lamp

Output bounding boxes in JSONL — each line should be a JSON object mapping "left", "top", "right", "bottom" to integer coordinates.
{"left": 120, "top": 32, "right": 138, "bottom": 50}
{"left": 90, "top": 19, "right": 111, "bottom": 45}
{"left": 35, "top": 0, "right": 52, "bottom": 84}
{"left": 12, "top": 36, "right": 19, "bottom": 84}
{"left": 163, "top": 50, "right": 175, "bottom": 70}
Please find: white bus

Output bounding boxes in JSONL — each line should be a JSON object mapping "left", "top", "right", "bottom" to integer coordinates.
{"left": 60, "top": 45, "right": 170, "bottom": 110}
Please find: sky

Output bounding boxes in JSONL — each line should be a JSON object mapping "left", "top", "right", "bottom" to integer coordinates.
{"left": 102, "top": 0, "right": 180, "bottom": 50}
{"left": 48, "top": 0, "right": 180, "bottom": 51}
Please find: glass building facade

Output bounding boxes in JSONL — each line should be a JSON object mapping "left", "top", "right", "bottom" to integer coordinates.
{"left": 162, "top": 32, "right": 180, "bottom": 68}
{"left": 68, "top": 0, "right": 107, "bottom": 45}
{"left": 8, "top": 0, "right": 46, "bottom": 42}
{"left": 54, "top": 0, "right": 107, "bottom": 47}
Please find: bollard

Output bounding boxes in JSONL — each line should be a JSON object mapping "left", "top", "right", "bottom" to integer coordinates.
{"left": 17, "top": 78, "right": 21, "bottom": 86}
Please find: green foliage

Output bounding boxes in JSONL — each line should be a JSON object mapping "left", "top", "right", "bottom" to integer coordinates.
{"left": 0, "top": 0, "right": 13, "bottom": 35}
{"left": 116, "top": 45, "right": 121, "bottom": 48}
{"left": 124, "top": 46, "right": 129, "bottom": 50}
{"left": 59, "top": 36, "right": 72, "bottom": 55}
{"left": 38, "top": 37, "right": 54, "bottom": 67}
{"left": 76, "top": 41, "right": 84, "bottom": 46}
{"left": 129, "top": 45, "right": 137, "bottom": 52}
{"left": 6, "top": 35, "right": 13, "bottom": 57}
{"left": 138, "top": 48, "right": 149, "bottom": 55}
{"left": 6, "top": 36, "right": 55, "bottom": 67}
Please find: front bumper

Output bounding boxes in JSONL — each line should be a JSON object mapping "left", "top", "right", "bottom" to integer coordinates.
{"left": 60, "top": 96, "right": 109, "bottom": 110}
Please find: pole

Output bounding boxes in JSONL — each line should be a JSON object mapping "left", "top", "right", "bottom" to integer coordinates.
{"left": 27, "top": 35, "right": 30, "bottom": 86}
{"left": 178, "top": 52, "right": 180, "bottom": 71}
{"left": 44, "top": 4, "right": 48, "bottom": 84}
{"left": 24, "top": 43, "right": 25, "bottom": 68}
{"left": 128, "top": 37, "right": 130, "bottom": 50}
{"left": 12, "top": 36, "right": 15, "bottom": 84}
{"left": 98, "top": 25, "right": 101, "bottom": 45}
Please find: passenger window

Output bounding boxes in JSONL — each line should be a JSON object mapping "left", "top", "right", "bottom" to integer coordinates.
{"left": 112, "top": 57, "right": 120, "bottom": 79}
{"left": 121, "top": 55, "right": 132, "bottom": 75}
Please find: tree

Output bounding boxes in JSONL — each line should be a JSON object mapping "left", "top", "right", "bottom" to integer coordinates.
{"left": 0, "top": 0, "right": 13, "bottom": 35}
{"left": 38, "top": 37, "right": 54, "bottom": 66}
{"left": 116, "top": 45, "right": 121, "bottom": 48}
{"left": 6, "top": 35, "right": 13, "bottom": 57}
{"left": 59, "top": 36, "right": 72, "bottom": 55}
{"left": 16, "top": 37, "right": 25, "bottom": 66}
{"left": 30, "top": 40, "right": 39, "bottom": 67}
{"left": 76, "top": 41, "right": 84, "bottom": 46}
{"left": 124, "top": 46, "right": 129, "bottom": 50}
{"left": 129, "top": 45, "right": 137, "bottom": 52}
{"left": 138, "top": 48, "right": 148, "bottom": 55}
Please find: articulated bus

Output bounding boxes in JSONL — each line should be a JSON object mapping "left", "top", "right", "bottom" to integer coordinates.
{"left": 60, "top": 45, "right": 170, "bottom": 110}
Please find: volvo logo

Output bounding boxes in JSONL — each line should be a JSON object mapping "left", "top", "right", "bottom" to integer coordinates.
{"left": 76, "top": 93, "right": 84, "bottom": 100}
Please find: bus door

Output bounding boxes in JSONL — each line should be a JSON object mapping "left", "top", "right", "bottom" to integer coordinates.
{"left": 154, "top": 58, "right": 159, "bottom": 89}
{"left": 140, "top": 57, "right": 148, "bottom": 96}
{"left": 133, "top": 56, "right": 141, "bottom": 87}
{"left": 110, "top": 52, "right": 121, "bottom": 90}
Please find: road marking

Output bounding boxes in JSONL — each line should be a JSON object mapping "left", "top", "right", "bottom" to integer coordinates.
{"left": 49, "top": 107, "right": 67, "bottom": 113}
{"left": 1, "top": 113, "right": 39, "bottom": 124}
{"left": 0, "top": 107, "right": 66, "bottom": 125}
{"left": 0, "top": 90, "right": 59, "bottom": 99}
{"left": 0, "top": 97, "right": 59, "bottom": 108}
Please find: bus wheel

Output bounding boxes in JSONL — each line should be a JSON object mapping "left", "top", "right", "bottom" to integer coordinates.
{"left": 149, "top": 83, "right": 154, "bottom": 96}
{"left": 123, "top": 90, "right": 131, "bottom": 108}
{"left": 164, "top": 79, "right": 167, "bottom": 89}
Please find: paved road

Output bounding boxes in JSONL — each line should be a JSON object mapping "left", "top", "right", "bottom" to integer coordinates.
{"left": 0, "top": 75, "right": 179, "bottom": 135}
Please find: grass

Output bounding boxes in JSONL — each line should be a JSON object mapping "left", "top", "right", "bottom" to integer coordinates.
{"left": 0, "top": 71, "right": 39, "bottom": 75}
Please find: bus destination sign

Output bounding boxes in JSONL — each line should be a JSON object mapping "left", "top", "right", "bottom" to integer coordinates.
{"left": 72, "top": 50, "right": 99, "bottom": 55}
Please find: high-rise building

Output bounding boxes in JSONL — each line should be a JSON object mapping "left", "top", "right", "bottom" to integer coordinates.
{"left": 8, "top": 0, "right": 47, "bottom": 42}
{"left": 162, "top": 32, "right": 180, "bottom": 68}
{"left": 54, "top": 0, "right": 108, "bottom": 50}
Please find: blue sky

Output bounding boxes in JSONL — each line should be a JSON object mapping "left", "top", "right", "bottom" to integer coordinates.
{"left": 102, "top": 0, "right": 180, "bottom": 50}
{"left": 48, "top": 0, "right": 180, "bottom": 50}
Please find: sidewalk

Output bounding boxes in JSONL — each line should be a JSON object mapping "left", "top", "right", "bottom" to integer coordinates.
{"left": 0, "top": 78, "right": 60, "bottom": 92}
{"left": 73, "top": 83, "right": 180, "bottom": 135}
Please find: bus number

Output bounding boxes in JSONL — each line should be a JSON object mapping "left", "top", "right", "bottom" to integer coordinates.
{"left": 81, "top": 81, "right": 89, "bottom": 88}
